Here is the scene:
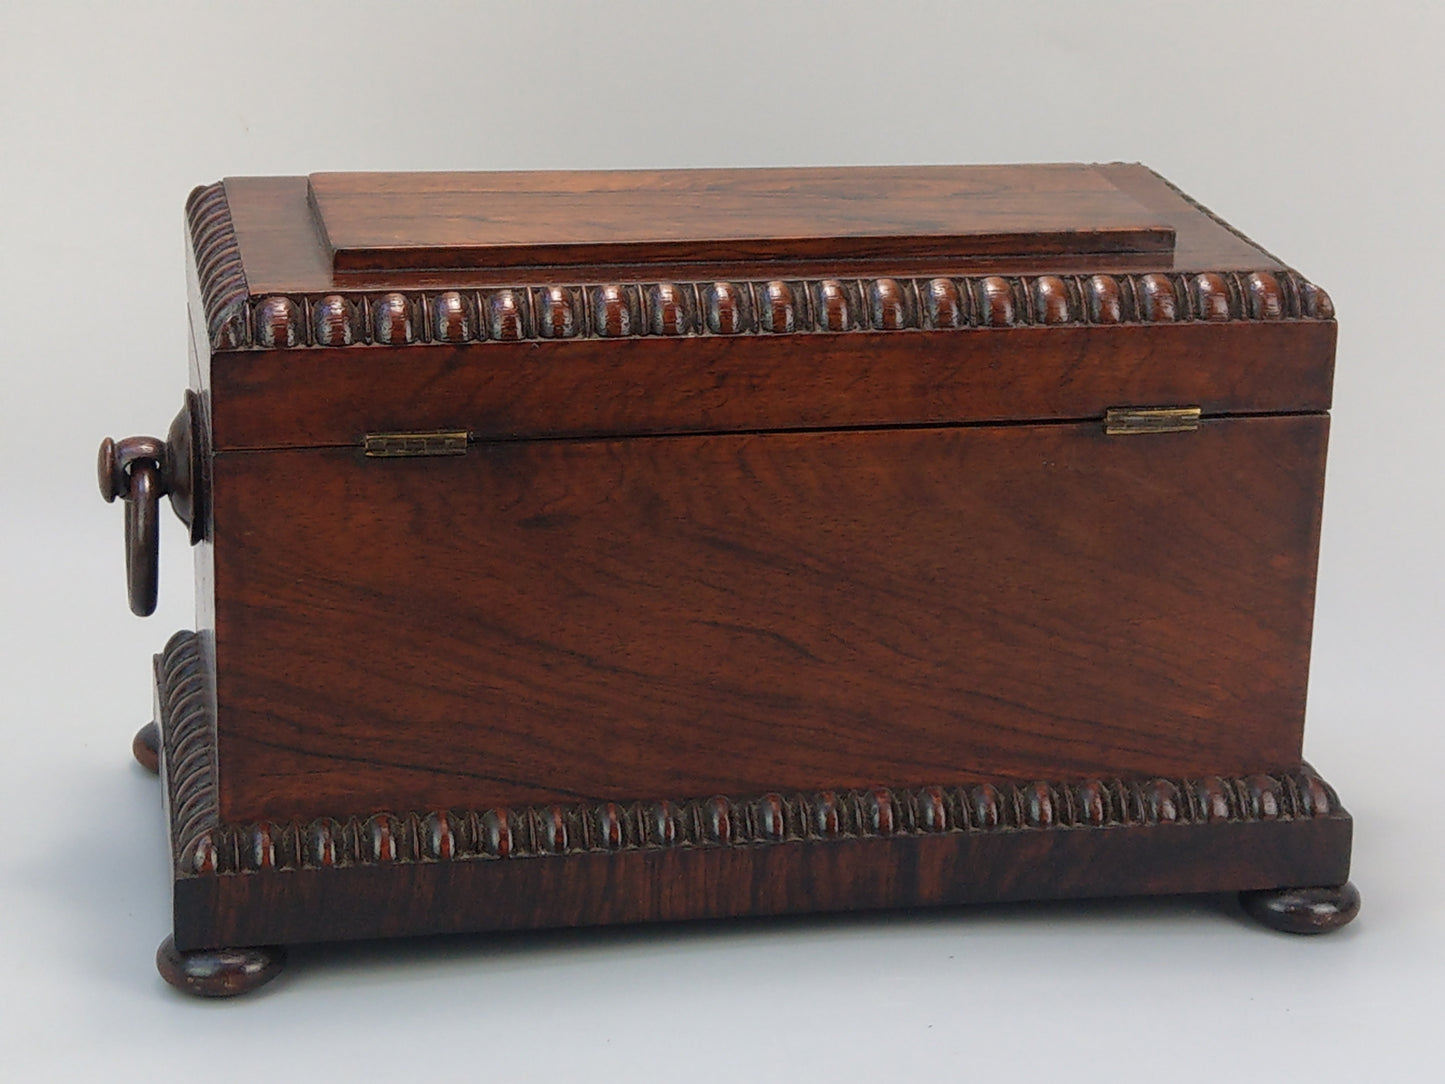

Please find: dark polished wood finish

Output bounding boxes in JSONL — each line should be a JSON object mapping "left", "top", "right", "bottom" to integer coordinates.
{"left": 154, "top": 629, "right": 1353, "bottom": 952}
{"left": 180, "top": 814, "right": 1353, "bottom": 949}
{"left": 110, "top": 163, "right": 1357, "bottom": 992}
{"left": 132, "top": 722, "right": 160, "bottom": 774}
{"left": 210, "top": 416, "right": 1326, "bottom": 823}
{"left": 207, "top": 321, "right": 1334, "bottom": 452}
{"left": 308, "top": 165, "right": 1176, "bottom": 272}
{"left": 1239, "top": 882, "right": 1362, "bottom": 934}
{"left": 220, "top": 164, "right": 1288, "bottom": 299}
{"left": 156, "top": 935, "right": 285, "bottom": 997}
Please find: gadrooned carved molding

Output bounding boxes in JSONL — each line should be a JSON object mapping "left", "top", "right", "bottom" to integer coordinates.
{"left": 184, "top": 184, "right": 1334, "bottom": 352}
{"left": 185, "top": 184, "right": 250, "bottom": 351}
{"left": 233, "top": 271, "right": 1337, "bottom": 352}
{"left": 157, "top": 630, "right": 220, "bottom": 871}
{"left": 157, "top": 631, "right": 1346, "bottom": 880}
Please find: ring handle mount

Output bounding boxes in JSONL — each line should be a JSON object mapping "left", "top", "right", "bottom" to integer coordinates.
{"left": 98, "top": 392, "right": 207, "bottom": 617}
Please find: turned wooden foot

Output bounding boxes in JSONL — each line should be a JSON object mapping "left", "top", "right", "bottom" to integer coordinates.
{"left": 132, "top": 722, "right": 160, "bottom": 773}
{"left": 1239, "top": 881, "right": 1361, "bottom": 934}
{"left": 156, "top": 936, "right": 286, "bottom": 997}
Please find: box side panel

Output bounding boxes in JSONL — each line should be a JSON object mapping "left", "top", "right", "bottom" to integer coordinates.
{"left": 210, "top": 415, "right": 1327, "bottom": 823}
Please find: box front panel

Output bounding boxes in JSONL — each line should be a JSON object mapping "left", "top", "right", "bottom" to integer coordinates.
{"left": 210, "top": 416, "right": 1326, "bottom": 823}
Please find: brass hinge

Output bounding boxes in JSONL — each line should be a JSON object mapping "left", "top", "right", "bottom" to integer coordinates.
{"left": 1103, "top": 406, "right": 1202, "bottom": 436}
{"left": 363, "top": 429, "right": 470, "bottom": 457}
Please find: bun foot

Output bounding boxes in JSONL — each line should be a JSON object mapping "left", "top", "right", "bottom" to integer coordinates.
{"left": 156, "top": 936, "right": 286, "bottom": 997}
{"left": 132, "top": 722, "right": 160, "bottom": 773}
{"left": 1239, "top": 881, "right": 1361, "bottom": 934}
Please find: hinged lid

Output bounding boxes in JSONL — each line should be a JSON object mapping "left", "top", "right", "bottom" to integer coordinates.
{"left": 186, "top": 164, "right": 1335, "bottom": 452}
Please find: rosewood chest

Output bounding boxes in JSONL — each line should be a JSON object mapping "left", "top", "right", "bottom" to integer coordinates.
{"left": 99, "top": 164, "right": 1357, "bottom": 996}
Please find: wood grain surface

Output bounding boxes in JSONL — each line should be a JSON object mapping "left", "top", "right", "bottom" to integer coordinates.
{"left": 210, "top": 414, "right": 1327, "bottom": 823}
{"left": 308, "top": 165, "right": 1175, "bottom": 272}
{"left": 207, "top": 321, "right": 1335, "bottom": 450}
{"left": 155, "top": 626, "right": 1353, "bottom": 953}
{"left": 222, "top": 164, "right": 1280, "bottom": 296}
{"left": 174, "top": 813, "right": 1352, "bottom": 950}
{"left": 155, "top": 163, "right": 1351, "bottom": 964}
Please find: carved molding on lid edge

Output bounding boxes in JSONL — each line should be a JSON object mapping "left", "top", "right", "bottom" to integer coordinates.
{"left": 185, "top": 184, "right": 250, "bottom": 351}
{"left": 183, "top": 185, "right": 1334, "bottom": 351}
{"left": 158, "top": 631, "right": 1347, "bottom": 879}
{"left": 228, "top": 271, "right": 1337, "bottom": 351}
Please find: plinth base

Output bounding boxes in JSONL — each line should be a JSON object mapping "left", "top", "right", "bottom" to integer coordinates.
{"left": 147, "top": 631, "right": 1358, "bottom": 996}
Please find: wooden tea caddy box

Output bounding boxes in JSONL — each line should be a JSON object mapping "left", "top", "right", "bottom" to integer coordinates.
{"left": 99, "top": 164, "right": 1358, "bottom": 997}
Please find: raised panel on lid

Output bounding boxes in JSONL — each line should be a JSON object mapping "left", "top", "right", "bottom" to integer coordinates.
{"left": 307, "top": 164, "right": 1176, "bottom": 273}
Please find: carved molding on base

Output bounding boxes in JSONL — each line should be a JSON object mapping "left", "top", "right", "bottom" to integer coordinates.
{"left": 157, "top": 631, "right": 221, "bottom": 875}
{"left": 158, "top": 630, "right": 1347, "bottom": 880}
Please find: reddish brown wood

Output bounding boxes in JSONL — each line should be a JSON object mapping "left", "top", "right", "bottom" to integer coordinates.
{"left": 194, "top": 169, "right": 1335, "bottom": 446}
{"left": 185, "top": 183, "right": 249, "bottom": 350}
{"left": 156, "top": 625, "right": 1353, "bottom": 956}
{"left": 207, "top": 321, "right": 1334, "bottom": 451}
{"left": 307, "top": 165, "right": 1176, "bottom": 273}
{"left": 221, "top": 165, "right": 1282, "bottom": 297}
{"left": 112, "top": 164, "right": 1361, "bottom": 991}
{"left": 208, "top": 415, "right": 1326, "bottom": 823}
{"left": 175, "top": 815, "right": 1353, "bottom": 951}
{"left": 95, "top": 394, "right": 208, "bottom": 615}
{"left": 132, "top": 722, "right": 160, "bottom": 773}
{"left": 156, "top": 935, "right": 285, "bottom": 997}
{"left": 1093, "top": 164, "right": 1285, "bottom": 275}
{"left": 1239, "top": 882, "right": 1361, "bottom": 934}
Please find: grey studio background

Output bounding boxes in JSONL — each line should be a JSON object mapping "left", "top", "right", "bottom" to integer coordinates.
{"left": 2, "top": 2, "right": 1440, "bottom": 1079}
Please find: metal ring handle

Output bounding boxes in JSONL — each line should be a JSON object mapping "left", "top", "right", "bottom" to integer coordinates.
{"left": 124, "top": 462, "right": 161, "bottom": 616}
